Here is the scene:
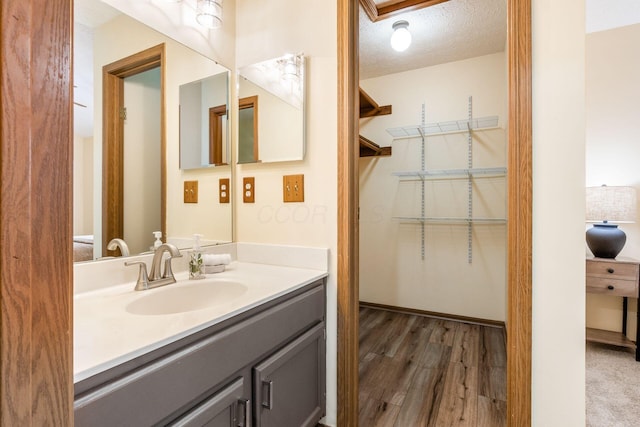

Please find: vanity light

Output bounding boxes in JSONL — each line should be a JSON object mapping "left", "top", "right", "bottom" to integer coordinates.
{"left": 390, "top": 20, "right": 411, "bottom": 52}
{"left": 281, "top": 54, "right": 300, "bottom": 81}
{"left": 196, "top": 0, "right": 223, "bottom": 29}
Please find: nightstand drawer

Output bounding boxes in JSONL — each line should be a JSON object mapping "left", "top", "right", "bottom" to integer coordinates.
{"left": 586, "top": 277, "right": 638, "bottom": 297}
{"left": 586, "top": 260, "right": 639, "bottom": 281}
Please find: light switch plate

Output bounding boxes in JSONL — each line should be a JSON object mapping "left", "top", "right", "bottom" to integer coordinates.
{"left": 283, "top": 174, "right": 304, "bottom": 202}
{"left": 219, "top": 178, "right": 230, "bottom": 204}
{"left": 184, "top": 180, "right": 198, "bottom": 203}
{"left": 243, "top": 177, "right": 255, "bottom": 203}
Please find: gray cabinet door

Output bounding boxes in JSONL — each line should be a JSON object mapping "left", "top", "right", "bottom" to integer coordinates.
{"left": 253, "top": 323, "right": 325, "bottom": 427}
{"left": 169, "top": 377, "right": 250, "bottom": 427}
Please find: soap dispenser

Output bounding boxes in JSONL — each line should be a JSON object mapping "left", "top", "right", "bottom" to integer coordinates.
{"left": 152, "top": 231, "right": 163, "bottom": 250}
{"left": 189, "top": 234, "right": 204, "bottom": 280}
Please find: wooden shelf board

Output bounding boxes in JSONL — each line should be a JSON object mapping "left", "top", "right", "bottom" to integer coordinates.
{"left": 586, "top": 327, "right": 636, "bottom": 349}
{"left": 359, "top": 135, "right": 392, "bottom": 157}
{"left": 359, "top": 87, "right": 392, "bottom": 118}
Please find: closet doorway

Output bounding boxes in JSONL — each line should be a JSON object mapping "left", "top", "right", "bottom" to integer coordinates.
{"left": 336, "top": 0, "right": 532, "bottom": 425}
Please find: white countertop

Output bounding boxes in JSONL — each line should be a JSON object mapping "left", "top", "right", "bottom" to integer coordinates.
{"left": 74, "top": 261, "right": 327, "bottom": 383}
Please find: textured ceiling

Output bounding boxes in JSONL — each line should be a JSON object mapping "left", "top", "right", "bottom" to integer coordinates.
{"left": 359, "top": 0, "right": 507, "bottom": 80}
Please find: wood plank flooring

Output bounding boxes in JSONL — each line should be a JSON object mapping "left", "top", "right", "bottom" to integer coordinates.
{"left": 359, "top": 307, "right": 506, "bottom": 427}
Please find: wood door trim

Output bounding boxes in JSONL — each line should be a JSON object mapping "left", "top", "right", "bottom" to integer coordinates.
{"left": 102, "top": 44, "right": 166, "bottom": 255}
{"left": 1, "top": 0, "right": 73, "bottom": 424}
{"left": 506, "top": 0, "right": 532, "bottom": 423}
{"left": 338, "top": 0, "right": 532, "bottom": 425}
{"left": 337, "top": 0, "right": 360, "bottom": 426}
{"left": 359, "top": 0, "right": 449, "bottom": 22}
{"left": 209, "top": 104, "right": 227, "bottom": 165}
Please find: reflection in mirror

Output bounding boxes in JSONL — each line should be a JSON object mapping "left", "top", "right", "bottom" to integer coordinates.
{"left": 73, "top": 0, "right": 232, "bottom": 263}
{"left": 238, "top": 96, "right": 258, "bottom": 163}
{"left": 237, "top": 54, "right": 305, "bottom": 163}
{"left": 179, "top": 72, "right": 230, "bottom": 169}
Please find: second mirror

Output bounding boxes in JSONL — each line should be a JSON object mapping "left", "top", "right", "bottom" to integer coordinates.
{"left": 238, "top": 53, "right": 305, "bottom": 164}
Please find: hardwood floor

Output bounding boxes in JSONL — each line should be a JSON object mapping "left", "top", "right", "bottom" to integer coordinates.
{"left": 358, "top": 307, "right": 506, "bottom": 427}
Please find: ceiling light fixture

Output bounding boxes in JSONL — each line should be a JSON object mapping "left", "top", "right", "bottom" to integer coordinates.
{"left": 196, "top": 0, "right": 223, "bottom": 29}
{"left": 390, "top": 20, "right": 411, "bottom": 52}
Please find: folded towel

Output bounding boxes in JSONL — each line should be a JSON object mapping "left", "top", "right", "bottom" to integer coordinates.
{"left": 202, "top": 253, "right": 231, "bottom": 266}
{"left": 204, "top": 264, "right": 225, "bottom": 274}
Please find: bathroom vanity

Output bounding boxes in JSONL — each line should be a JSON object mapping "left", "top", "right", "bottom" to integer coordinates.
{"left": 73, "top": 256, "right": 327, "bottom": 427}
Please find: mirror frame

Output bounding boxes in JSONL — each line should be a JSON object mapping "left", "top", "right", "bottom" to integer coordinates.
{"left": 336, "top": 0, "right": 533, "bottom": 425}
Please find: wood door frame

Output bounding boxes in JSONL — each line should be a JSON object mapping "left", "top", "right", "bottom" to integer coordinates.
{"left": 1, "top": 0, "right": 73, "bottom": 424}
{"left": 209, "top": 104, "right": 227, "bottom": 165}
{"left": 336, "top": 0, "right": 532, "bottom": 425}
{"left": 102, "top": 44, "right": 166, "bottom": 255}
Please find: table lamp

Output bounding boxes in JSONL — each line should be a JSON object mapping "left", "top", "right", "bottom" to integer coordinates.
{"left": 586, "top": 185, "right": 637, "bottom": 258}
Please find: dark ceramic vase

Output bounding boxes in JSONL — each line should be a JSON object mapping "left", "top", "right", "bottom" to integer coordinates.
{"left": 586, "top": 223, "right": 626, "bottom": 259}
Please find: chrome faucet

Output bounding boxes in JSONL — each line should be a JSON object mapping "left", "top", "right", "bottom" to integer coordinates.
{"left": 125, "top": 243, "right": 182, "bottom": 291}
{"left": 107, "top": 238, "right": 130, "bottom": 257}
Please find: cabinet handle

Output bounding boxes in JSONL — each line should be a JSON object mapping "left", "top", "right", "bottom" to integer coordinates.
{"left": 237, "top": 399, "right": 251, "bottom": 427}
{"left": 607, "top": 268, "right": 615, "bottom": 274}
{"left": 261, "top": 381, "right": 273, "bottom": 410}
{"left": 607, "top": 285, "right": 615, "bottom": 290}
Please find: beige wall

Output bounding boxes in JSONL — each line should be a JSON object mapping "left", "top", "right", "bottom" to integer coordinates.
{"left": 532, "top": 0, "right": 586, "bottom": 424}
{"left": 73, "top": 135, "right": 93, "bottom": 235}
{"left": 235, "top": 0, "right": 338, "bottom": 424}
{"left": 358, "top": 52, "right": 507, "bottom": 321}
{"left": 123, "top": 69, "right": 162, "bottom": 254}
{"left": 238, "top": 78, "right": 304, "bottom": 162}
{"left": 585, "top": 23, "right": 640, "bottom": 339}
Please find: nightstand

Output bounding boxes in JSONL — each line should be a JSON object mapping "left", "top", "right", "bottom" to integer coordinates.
{"left": 586, "top": 257, "right": 640, "bottom": 361}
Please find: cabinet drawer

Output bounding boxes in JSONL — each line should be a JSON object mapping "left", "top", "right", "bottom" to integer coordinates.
{"left": 586, "top": 260, "right": 639, "bottom": 281}
{"left": 168, "top": 377, "right": 248, "bottom": 427}
{"left": 586, "top": 277, "right": 638, "bottom": 297}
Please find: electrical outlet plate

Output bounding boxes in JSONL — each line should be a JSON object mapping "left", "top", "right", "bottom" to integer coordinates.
{"left": 219, "top": 178, "right": 230, "bottom": 204}
{"left": 283, "top": 174, "right": 304, "bottom": 202}
{"left": 243, "top": 177, "right": 255, "bottom": 203}
{"left": 184, "top": 180, "right": 198, "bottom": 203}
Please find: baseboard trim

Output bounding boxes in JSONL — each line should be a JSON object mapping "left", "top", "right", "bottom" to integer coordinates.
{"left": 359, "top": 301, "right": 506, "bottom": 329}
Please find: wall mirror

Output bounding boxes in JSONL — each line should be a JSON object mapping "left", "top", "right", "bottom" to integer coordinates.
{"left": 237, "top": 54, "right": 306, "bottom": 163}
{"left": 73, "top": 0, "right": 233, "bottom": 262}
{"left": 179, "top": 72, "right": 230, "bottom": 169}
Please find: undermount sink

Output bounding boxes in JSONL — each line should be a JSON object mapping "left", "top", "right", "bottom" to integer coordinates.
{"left": 126, "top": 281, "right": 248, "bottom": 315}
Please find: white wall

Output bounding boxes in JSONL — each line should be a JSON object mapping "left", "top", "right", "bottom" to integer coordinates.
{"left": 235, "top": 0, "right": 338, "bottom": 424}
{"left": 359, "top": 52, "right": 507, "bottom": 321}
{"left": 532, "top": 0, "right": 586, "bottom": 425}
{"left": 93, "top": 14, "right": 233, "bottom": 257}
{"left": 586, "top": 23, "right": 640, "bottom": 339}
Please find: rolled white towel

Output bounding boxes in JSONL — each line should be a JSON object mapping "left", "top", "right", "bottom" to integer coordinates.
{"left": 202, "top": 253, "right": 232, "bottom": 266}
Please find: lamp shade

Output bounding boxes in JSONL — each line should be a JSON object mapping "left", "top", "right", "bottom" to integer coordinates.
{"left": 586, "top": 185, "right": 637, "bottom": 258}
{"left": 586, "top": 185, "right": 637, "bottom": 223}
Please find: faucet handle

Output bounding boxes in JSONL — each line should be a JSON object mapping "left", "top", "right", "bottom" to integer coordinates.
{"left": 125, "top": 261, "right": 150, "bottom": 291}
{"left": 162, "top": 249, "right": 183, "bottom": 280}
{"left": 162, "top": 257, "right": 175, "bottom": 281}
